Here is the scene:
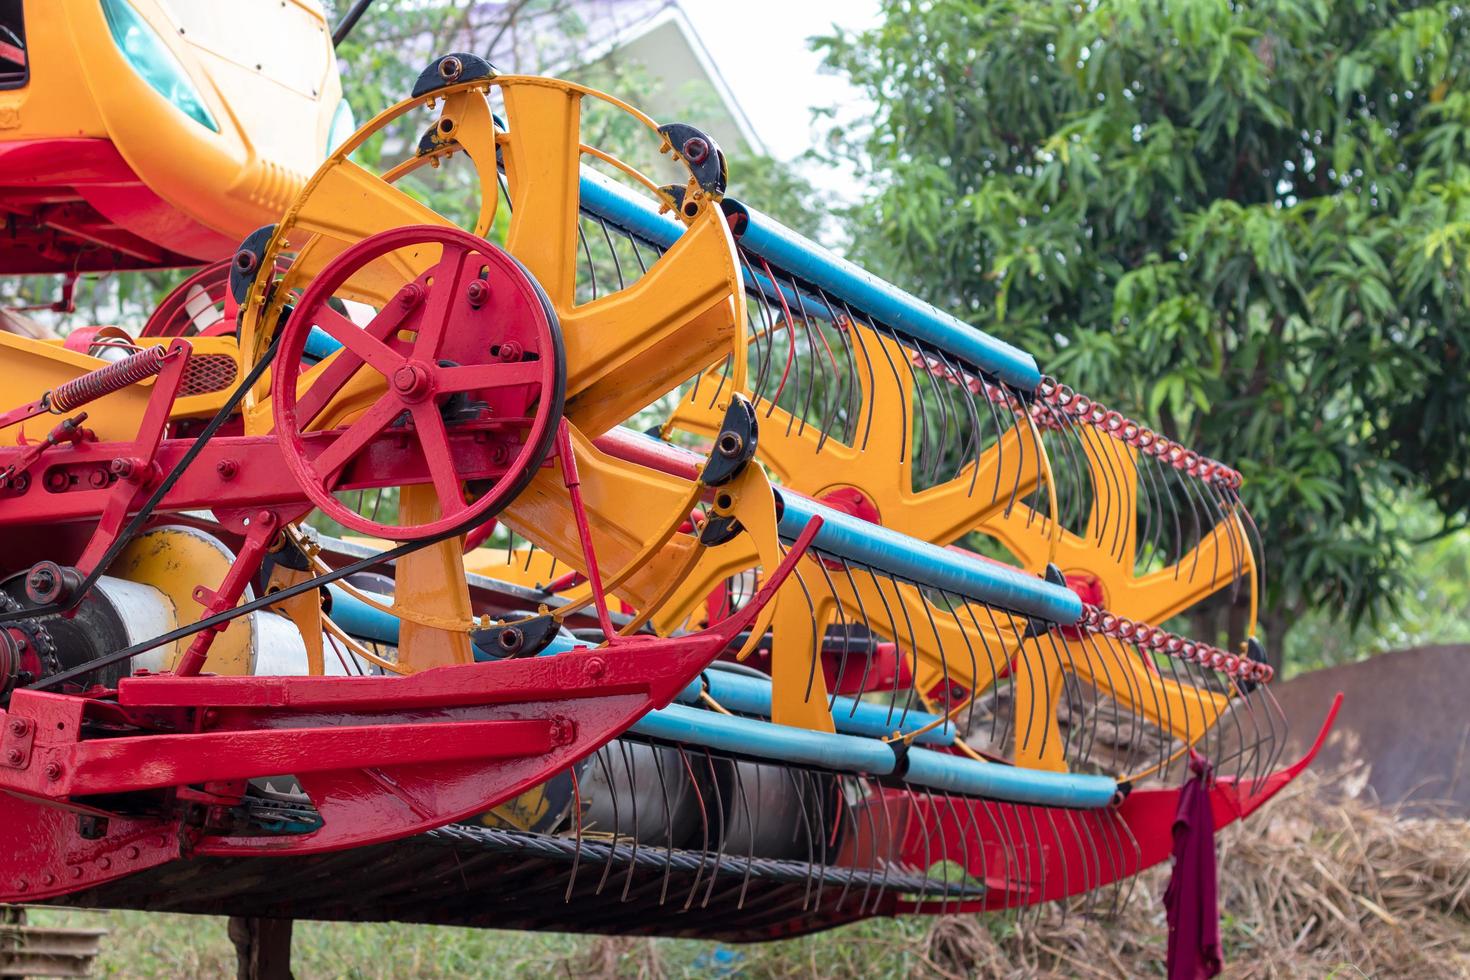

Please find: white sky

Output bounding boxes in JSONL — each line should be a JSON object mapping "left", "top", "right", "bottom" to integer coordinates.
{"left": 680, "top": 0, "right": 880, "bottom": 162}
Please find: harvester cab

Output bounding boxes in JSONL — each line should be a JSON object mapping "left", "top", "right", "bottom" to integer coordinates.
{"left": 0, "top": 0, "right": 348, "bottom": 274}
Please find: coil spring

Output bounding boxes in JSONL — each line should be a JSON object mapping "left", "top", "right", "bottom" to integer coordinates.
{"left": 48, "top": 345, "right": 170, "bottom": 414}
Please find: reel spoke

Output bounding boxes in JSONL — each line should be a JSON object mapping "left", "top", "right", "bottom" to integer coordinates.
{"left": 315, "top": 307, "right": 406, "bottom": 378}
{"left": 501, "top": 81, "right": 583, "bottom": 310}
{"left": 410, "top": 401, "right": 469, "bottom": 515}
{"left": 308, "top": 393, "right": 403, "bottom": 482}
{"left": 439, "top": 360, "right": 542, "bottom": 393}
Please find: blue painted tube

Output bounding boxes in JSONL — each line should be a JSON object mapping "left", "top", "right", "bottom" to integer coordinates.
{"left": 304, "top": 326, "right": 342, "bottom": 360}
{"left": 902, "top": 747, "right": 1119, "bottom": 808}
{"left": 723, "top": 199, "right": 1042, "bottom": 390}
{"left": 325, "top": 586, "right": 579, "bottom": 660}
{"left": 576, "top": 170, "right": 838, "bottom": 323}
{"left": 676, "top": 669, "right": 955, "bottom": 746}
{"left": 633, "top": 703, "right": 1116, "bottom": 808}
{"left": 776, "top": 493, "right": 1083, "bottom": 625}
{"left": 326, "top": 586, "right": 398, "bottom": 644}
{"left": 634, "top": 702, "right": 899, "bottom": 774}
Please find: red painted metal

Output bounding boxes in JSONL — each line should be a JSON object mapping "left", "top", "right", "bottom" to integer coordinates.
{"left": 0, "top": 139, "right": 233, "bottom": 272}
{"left": 271, "top": 225, "right": 561, "bottom": 540}
{"left": 847, "top": 695, "right": 1342, "bottom": 914}
{"left": 0, "top": 515, "right": 823, "bottom": 898}
{"left": 556, "top": 419, "right": 617, "bottom": 641}
{"left": 592, "top": 428, "right": 703, "bottom": 481}
{"left": 141, "top": 258, "right": 239, "bottom": 337}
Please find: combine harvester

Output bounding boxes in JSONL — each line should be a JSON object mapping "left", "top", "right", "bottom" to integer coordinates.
{"left": 0, "top": 0, "right": 1336, "bottom": 967}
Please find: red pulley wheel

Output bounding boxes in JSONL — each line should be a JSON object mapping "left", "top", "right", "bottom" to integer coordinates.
{"left": 270, "top": 225, "right": 565, "bottom": 540}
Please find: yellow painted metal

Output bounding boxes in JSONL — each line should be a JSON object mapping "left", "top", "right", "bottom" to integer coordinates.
{"left": 0, "top": 333, "right": 154, "bottom": 446}
{"left": 240, "top": 75, "right": 746, "bottom": 442}
{"left": 667, "top": 318, "right": 1248, "bottom": 774}
{"left": 110, "top": 525, "right": 255, "bottom": 674}
{"left": 264, "top": 565, "right": 325, "bottom": 676}
{"left": 392, "top": 488, "right": 475, "bottom": 670}
{"left": 7, "top": 1, "right": 343, "bottom": 255}
{"left": 227, "top": 74, "right": 756, "bottom": 669}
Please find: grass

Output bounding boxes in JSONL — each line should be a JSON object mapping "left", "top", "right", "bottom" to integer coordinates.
{"left": 24, "top": 907, "right": 940, "bottom": 979}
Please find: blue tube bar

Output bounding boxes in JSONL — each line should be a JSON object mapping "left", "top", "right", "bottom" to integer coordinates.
{"left": 633, "top": 703, "right": 1117, "bottom": 809}
{"left": 722, "top": 199, "right": 1042, "bottom": 391}
{"left": 676, "top": 668, "right": 955, "bottom": 746}
{"left": 776, "top": 492, "right": 1084, "bottom": 625}
{"left": 576, "top": 169, "right": 838, "bottom": 323}
{"left": 325, "top": 586, "right": 579, "bottom": 660}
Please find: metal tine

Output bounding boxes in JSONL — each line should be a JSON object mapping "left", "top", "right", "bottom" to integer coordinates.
{"left": 784, "top": 561, "right": 826, "bottom": 706}
{"left": 591, "top": 747, "right": 622, "bottom": 896}
{"left": 737, "top": 249, "right": 778, "bottom": 412}
{"left": 699, "top": 751, "right": 732, "bottom": 911}
{"left": 1206, "top": 480, "right": 1249, "bottom": 605}
{"left": 789, "top": 766, "right": 823, "bottom": 912}
{"left": 960, "top": 599, "right": 1014, "bottom": 748}
{"left": 576, "top": 218, "right": 598, "bottom": 302}
{"left": 617, "top": 739, "right": 641, "bottom": 901}
{"left": 936, "top": 350, "right": 990, "bottom": 497}
{"left": 813, "top": 555, "right": 860, "bottom": 718}
{"left": 825, "top": 774, "right": 858, "bottom": 913}
{"left": 952, "top": 786, "right": 990, "bottom": 906}
{"left": 902, "top": 785, "right": 937, "bottom": 908}
{"left": 650, "top": 743, "right": 676, "bottom": 906}
{"left": 868, "top": 777, "right": 901, "bottom": 915}
{"left": 792, "top": 282, "right": 859, "bottom": 452}
{"left": 726, "top": 747, "right": 757, "bottom": 910}
{"left": 940, "top": 588, "right": 993, "bottom": 737}
{"left": 1077, "top": 627, "right": 1137, "bottom": 775}
{"left": 680, "top": 747, "right": 715, "bottom": 911}
{"left": 834, "top": 559, "right": 880, "bottom": 714}
{"left": 1094, "top": 415, "right": 1139, "bottom": 564}
{"left": 1015, "top": 629, "right": 1068, "bottom": 771}
{"left": 926, "top": 785, "right": 958, "bottom": 914}
{"left": 564, "top": 767, "right": 584, "bottom": 902}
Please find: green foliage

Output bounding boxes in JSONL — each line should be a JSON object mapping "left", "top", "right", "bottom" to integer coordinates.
{"left": 818, "top": 0, "right": 1470, "bottom": 660}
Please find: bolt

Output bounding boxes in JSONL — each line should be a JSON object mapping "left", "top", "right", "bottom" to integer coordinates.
{"left": 10, "top": 474, "right": 27, "bottom": 493}
{"left": 682, "top": 136, "right": 710, "bottom": 165}
{"left": 490, "top": 444, "right": 509, "bottom": 465}
{"left": 497, "top": 341, "right": 523, "bottom": 362}
{"left": 109, "top": 457, "right": 134, "bottom": 478}
{"left": 399, "top": 283, "right": 424, "bottom": 307}
{"left": 585, "top": 656, "right": 606, "bottom": 679}
{"left": 716, "top": 432, "right": 743, "bottom": 458}
{"left": 125, "top": 846, "right": 139, "bottom": 859}
{"left": 9, "top": 719, "right": 27, "bottom": 736}
{"left": 44, "top": 469, "right": 68, "bottom": 492}
{"left": 393, "top": 364, "right": 429, "bottom": 398}
{"left": 216, "top": 458, "right": 238, "bottom": 480}
{"left": 466, "top": 279, "right": 489, "bottom": 308}
{"left": 6, "top": 749, "right": 22, "bottom": 766}
{"left": 27, "top": 566, "right": 55, "bottom": 598}
{"left": 550, "top": 718, "right": 576, "bottom": 746}
{"left": 202, "top": 709, "right": 218, "bottom": 725}
{"left": 44, "top": 762, "right": 62, "bottom": 781}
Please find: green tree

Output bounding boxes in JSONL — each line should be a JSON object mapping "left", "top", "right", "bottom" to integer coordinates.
{"left": 819, "top": 0, "right": 1470, "bottom": 665}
